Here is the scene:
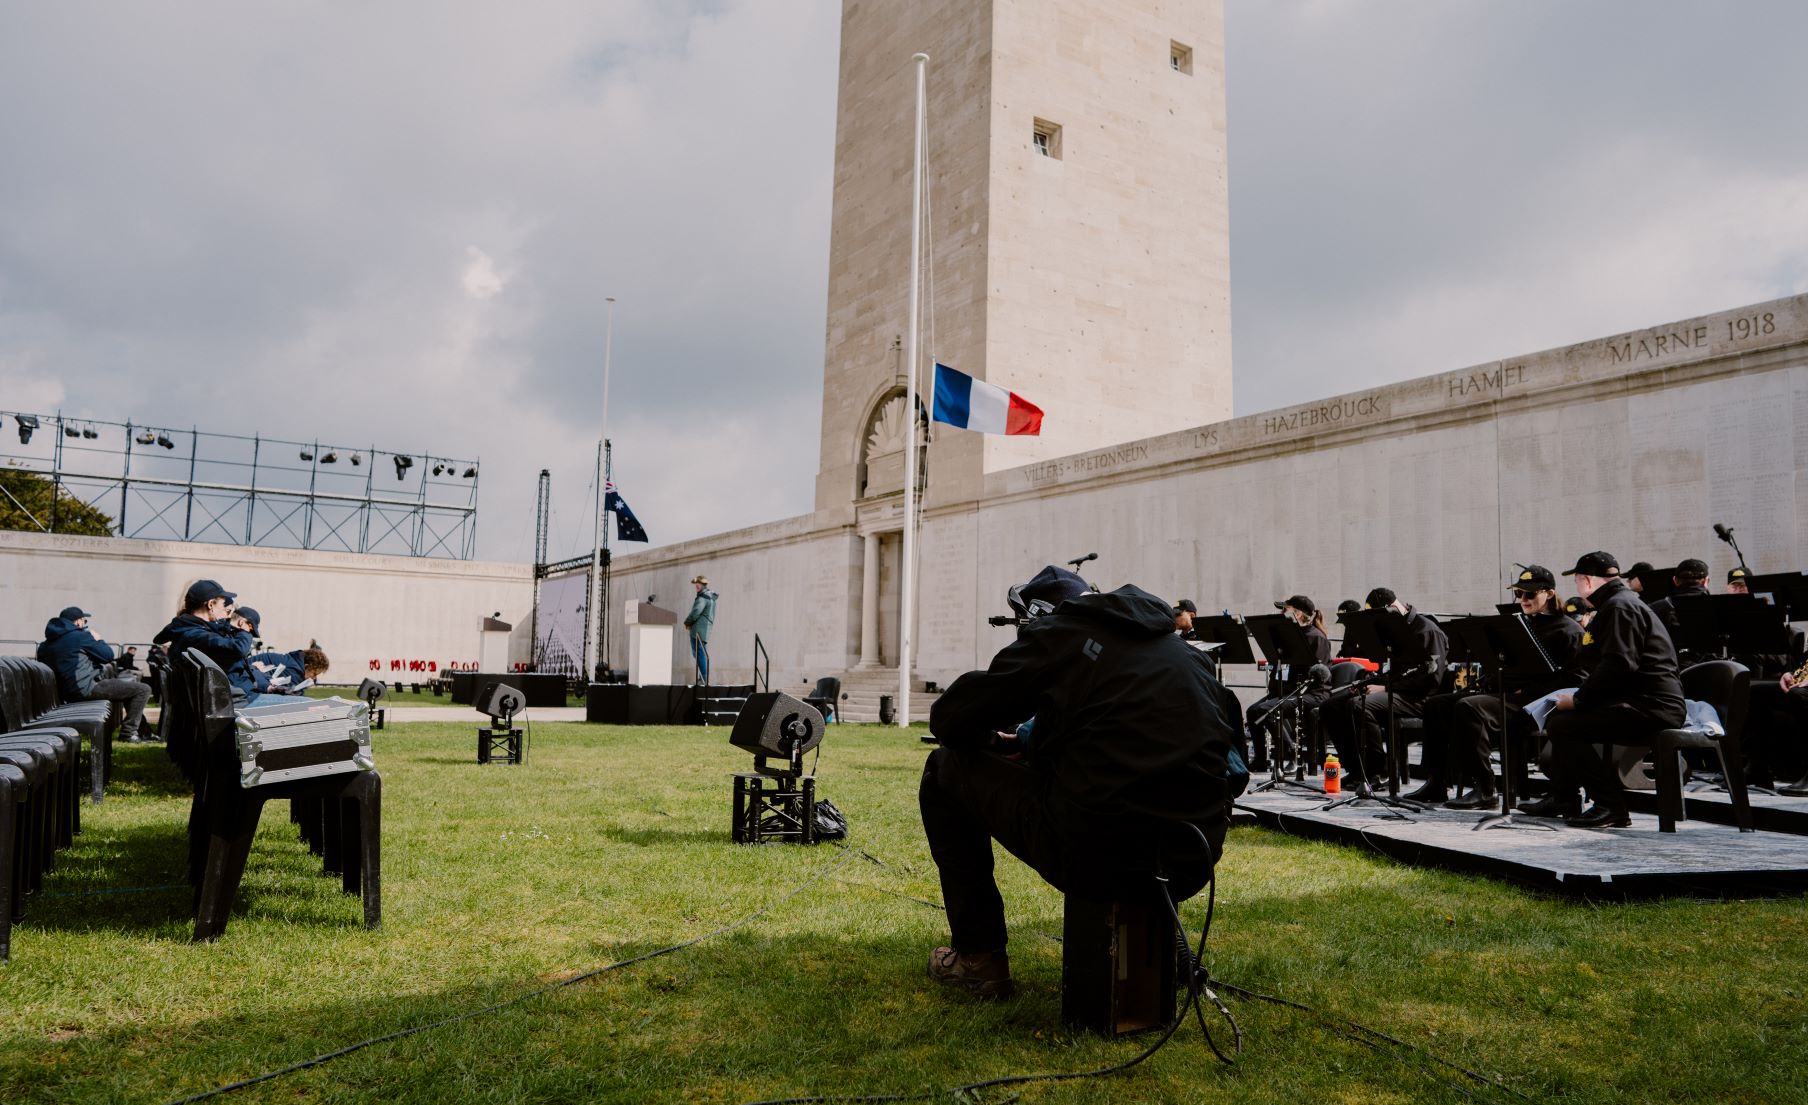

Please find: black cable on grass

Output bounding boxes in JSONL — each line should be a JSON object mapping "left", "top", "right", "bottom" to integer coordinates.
{"left": 160, "top": 848, "right": 862, "bottom": 1105}
{"left": 1214, "top": 980, "right": 1533, "bottom": 1102}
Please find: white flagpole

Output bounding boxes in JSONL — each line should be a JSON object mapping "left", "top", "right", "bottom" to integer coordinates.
{"left": 899, "top": 53, "right": 928, "bottom": 728}
{"left": 585, "top": 296, "right": 617, "bottom": 679}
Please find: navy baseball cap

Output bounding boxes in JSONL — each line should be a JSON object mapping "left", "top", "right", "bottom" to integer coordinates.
{"left": 235, "top": 607, "right": 261, "bottom": 633}
{"left": 1509, "top": 565, "right": 1557, "bottom": 592}
{"left": 1561, "top": 552, "right": 1620, "bottom": 577}
{"left": 184, "top": 579, "right": 237, "bottom": 609}
{"left": 59, "top": 606, "right": 92, "bottom": 621}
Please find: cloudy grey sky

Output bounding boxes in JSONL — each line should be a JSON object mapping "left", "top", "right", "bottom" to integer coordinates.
{"left": 3, "top": 1, "right": 1805, "bottom": 564}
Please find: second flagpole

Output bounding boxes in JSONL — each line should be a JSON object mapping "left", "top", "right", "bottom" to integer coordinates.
{"left": 899, "top": 52, "right": 928, "bottom": 728}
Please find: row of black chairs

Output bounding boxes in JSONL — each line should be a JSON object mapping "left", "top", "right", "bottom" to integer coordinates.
{"left": 0, "top": 655, "right": 120, "bottom": 960}
{"left": 164, "top": 651, "right": 381, "bottom": 941}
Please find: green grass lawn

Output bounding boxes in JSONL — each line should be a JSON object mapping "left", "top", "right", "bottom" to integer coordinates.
{"left": 2, "top": 721, "right": 1805, "bottom": 1104}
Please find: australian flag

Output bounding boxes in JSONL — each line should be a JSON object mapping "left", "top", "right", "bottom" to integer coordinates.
{"left": 604, "top": 481, "right": 648, "bottom": 542}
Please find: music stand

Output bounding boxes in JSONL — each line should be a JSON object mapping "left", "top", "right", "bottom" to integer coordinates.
{"left": 1323, "top": 609, "right": 1427, "bottom": 817}
{"left": 1243, "top": 614, "right": 1326, "bottom": 793}
{"left": 1670, "top": 594, "right": 1791, "bottom": 660}
{"left": 1745, "top": 572, "right": 1808, "bottom": 621}
{"left": 1442, "top": 615, "right": 1560, "bottom": 831}
{"left": 1629, "top": 565, "right": 1678, "bottom": 604}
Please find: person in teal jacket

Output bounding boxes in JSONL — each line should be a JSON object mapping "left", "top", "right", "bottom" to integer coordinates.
{"left": 684, "top": 575, "right": 717, "bottom": 685}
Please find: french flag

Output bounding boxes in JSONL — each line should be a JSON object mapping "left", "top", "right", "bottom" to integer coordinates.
{"left": 931, "top": 363, "right": 1043, "bottom": 436}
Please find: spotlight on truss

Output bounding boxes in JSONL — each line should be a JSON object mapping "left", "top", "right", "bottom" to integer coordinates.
{"left": 14, "top": 414, "right": 39, "bottom": 444}
{"left": 393, "top": 454, "right": 414, "bottom": 480}
{"left": 156, "top": 433, "right": 176, "bottom": 449}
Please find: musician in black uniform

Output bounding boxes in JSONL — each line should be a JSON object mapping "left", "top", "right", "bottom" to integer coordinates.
{"left": 1406, "top": 565, "right": 1585, "bottom": 808}
{"left": 1524, "top": 551, "right": 1685, "bottom": 827}
{"left": 919, "top": 567, "right": 1238, "bottom": 997}
{"left": 1325, "top": 587, "right": 1448, "bottom": 790}
{"left": 1648, "top": 558, "right": 1710, "bottom": 660}
{"left": 1245, "top": 594, "right": 1333, "bottom": 770}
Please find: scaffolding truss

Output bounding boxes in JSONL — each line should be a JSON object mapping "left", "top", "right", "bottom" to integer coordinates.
{"left": 1, "top": 410, "right": 480, "bottom": 559}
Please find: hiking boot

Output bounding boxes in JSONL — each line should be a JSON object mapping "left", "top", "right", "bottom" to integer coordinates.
{"left": 927, "top": 946, "right": 1013, "bottom": 998}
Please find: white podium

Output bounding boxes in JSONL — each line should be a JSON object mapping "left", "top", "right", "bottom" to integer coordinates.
{"left": 478, "top": 615, "right": 513, "bottom": 673}
{"left": 624, "top": 601, "right": 678, "bottom": 687}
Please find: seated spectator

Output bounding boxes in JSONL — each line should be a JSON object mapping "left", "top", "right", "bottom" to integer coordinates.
{"left": 119, "top": 645, "right": 140, "bottom": 672}
{"left": 152, "top": 580, "right": 287, "bottom": 708}
{"left": 251, "top": 646, "right": 330, "bottom": 695}
{"left": 37, "top": 605, "right": 154, "bottom": 743}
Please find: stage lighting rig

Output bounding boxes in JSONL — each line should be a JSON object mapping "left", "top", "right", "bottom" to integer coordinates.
{"left": 351, "top": 452, "right": 363, "bottom": 466}
{"left": 156, "top": 433, "right": 175, "bottom": 449}
{"left": 14, "top": 414, "right": 38, "bottom": 444}
{"left": 63, "top": 422, "right": 80, "bottom": 438}
{"left": 432, "top": 462, "right": 445, "bottom": 476}
{"left": 300, "top": 448, "right": 314, "bottom": 461}
{"left": 82, "top": 423, "right": 99, "bottom": 439}
{"left": 393, "top": 454, "right": 414, "bottom": 480}
{"left": 135, "top": 429, "right": 155, "bottom": 445}
{"left": 322, "top": 450, "right": 338, "bottom": 463}
{"left": 463, "top": 466, "right": 477, "bottom": 479}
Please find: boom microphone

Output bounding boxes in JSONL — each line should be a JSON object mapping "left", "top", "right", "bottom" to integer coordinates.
{"left": 1307, "top": 663, "right": 1332, "bottom": 686}
{"left": 1066, "top": 552, "right": 1099, "bottom": 569}
{"left": 1714, "top": 523, "right": 1734, "bottom": 544}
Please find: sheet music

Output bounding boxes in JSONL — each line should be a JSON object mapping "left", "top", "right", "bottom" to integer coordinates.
{"left": 1522, "top": 687, "right": 1579, "bottom": 730}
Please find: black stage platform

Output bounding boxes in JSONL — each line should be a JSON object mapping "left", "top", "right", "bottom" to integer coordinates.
{"left": 1236, "top": 782, "right": 1808, "bottom": 898}
{"left": 1622, "top": 783, "right": 1808, "bottom": 836}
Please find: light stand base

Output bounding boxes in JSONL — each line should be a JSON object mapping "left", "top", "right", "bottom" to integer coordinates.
{"left": 478, "top": 727, "right": 523, "bottom": 765}
{"left": 731, "top": 773, "right": 819, "bottom": 844}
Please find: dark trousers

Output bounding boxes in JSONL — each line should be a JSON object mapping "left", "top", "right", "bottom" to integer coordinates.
{"left": 1327, "top": 690, "right": 1427, "bottom": 785}
{"left": 1543, "top": 704, "right": 1673, "bottom": 808}
{"left": 90, "top": 677, "right": 150, "bottom": 740}
{"left": 1246, "top": 689, "right": 1327, "bottom": 766}
{"left": 918, "top": 747, "right": 1216, "bottom": 954}
{"left": 1746, "top": 683, "right": 1808, "bottom": 785}
{"left": 1444, "top": 694, "right": 1536, "bottom": 793}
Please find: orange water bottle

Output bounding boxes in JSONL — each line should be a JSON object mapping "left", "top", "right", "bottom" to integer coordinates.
{"left": 1323, "top": 754, "right": 1341, "bottom": 794}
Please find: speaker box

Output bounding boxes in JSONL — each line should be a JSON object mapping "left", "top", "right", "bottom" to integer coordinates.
{"left": 727, "top": 692, "right": 825, "bottom": 759}
{"left": 628, "top": 684, "right": 697, "bottom": 725}
{"left": 585, "top": 683, "right": 630, "bottom": 724}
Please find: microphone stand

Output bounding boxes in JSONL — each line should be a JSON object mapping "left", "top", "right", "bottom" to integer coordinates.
{"left": 1321, "top": 652, "right": 1426, "bottom": 820}
{"left": 1247, "top": 678, "right": 1327, "bottom": 796}
{"left": 1718, "top": 526, "right": 1750, "bottom": 574}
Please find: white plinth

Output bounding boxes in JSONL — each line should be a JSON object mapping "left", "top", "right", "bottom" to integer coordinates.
{"left": 628, "top": 623, "right": 674, "bottom": 687}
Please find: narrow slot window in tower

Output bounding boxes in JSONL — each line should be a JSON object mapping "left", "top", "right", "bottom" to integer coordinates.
{"left": 1032, "top": 118, "right": 1062, "bottom": 159}
{"left": 1170, "top": 41, "right": 1193, "bottom": 74}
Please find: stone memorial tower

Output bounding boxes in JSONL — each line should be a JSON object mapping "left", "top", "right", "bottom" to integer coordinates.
{"left": 813, "top": 0, "right": 1233, "bottom": 670}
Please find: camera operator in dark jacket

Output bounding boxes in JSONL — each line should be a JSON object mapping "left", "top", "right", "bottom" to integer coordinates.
{"left": 918, "top": 566, "right": 1239, "bottom": 998}
{"left": 1524, "top": 551, "right": 1685, "bottom": 827}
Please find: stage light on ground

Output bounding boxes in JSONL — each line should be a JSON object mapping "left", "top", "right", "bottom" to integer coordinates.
{"left": 15, "top": 415, "right": 39, "bottom": 444}
{"left": 393, "top": 454, "right": 414, "bottom": 480}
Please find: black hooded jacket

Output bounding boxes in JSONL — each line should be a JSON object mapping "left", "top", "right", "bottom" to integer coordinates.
{"left": 1572, "top": 577, "right": 1685, "bottom": 723}
{"left": 929, "top": 584, "right": 1239, "bottom": 842}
